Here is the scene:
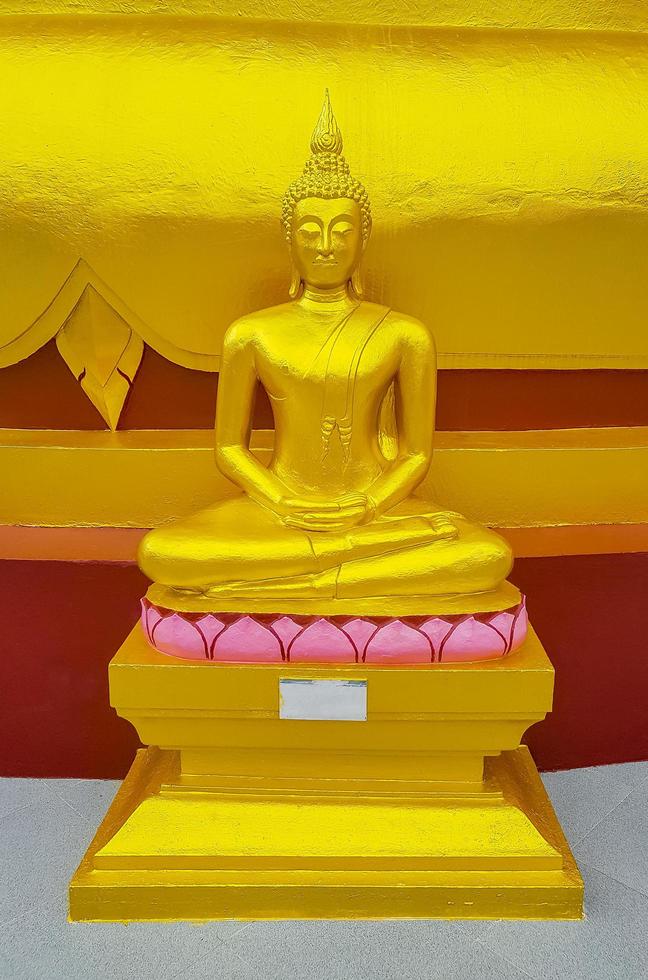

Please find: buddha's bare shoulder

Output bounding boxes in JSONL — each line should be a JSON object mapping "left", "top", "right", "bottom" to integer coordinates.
{"left": 382, "top": 307, "right": 436, "bottom": 352}
{"left": 359, "top": 301, "right": 432, "bottom": 333}
{"left": 223, "top": 303, "right": 293, "bottom": 350}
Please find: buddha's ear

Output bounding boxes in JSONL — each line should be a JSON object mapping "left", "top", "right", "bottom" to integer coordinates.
{"left": 350, "top": 265, "right": 364, "bottom": 299}
{"left": 288, "top": 263, "right": 302, "bottom": 299}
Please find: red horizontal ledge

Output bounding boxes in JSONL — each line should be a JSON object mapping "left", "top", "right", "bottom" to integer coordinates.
{"left": 1, "top": 523, "right": 648, "bottom": 563}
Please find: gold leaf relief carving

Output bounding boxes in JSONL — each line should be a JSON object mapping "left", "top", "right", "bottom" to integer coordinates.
{"left": 56, "top": 284, "right": 143, "bottom": 430}
{"left": 0, "top": 258, "right": 218, "bottom": 374}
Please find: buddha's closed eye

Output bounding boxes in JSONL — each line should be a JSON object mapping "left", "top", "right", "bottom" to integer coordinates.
{"left": 299, "top": 228, "right": 320, "bottom": 243}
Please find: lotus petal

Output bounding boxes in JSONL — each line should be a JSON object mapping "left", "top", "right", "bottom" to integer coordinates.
{"left": 140, "top": 599, "right": 158, "bottom": 644}
{"left": 510, "top": 600, "right": 529, "bottom": 652}
{"left": 271, "top": 616, "right": 303, "bottom": 657}
{"left": 195, "top": 615, "right": 226, "bottom": 658}
{"left": 216, "top": 615, "right": 281, "bottom": 662}
{"left": 365, "top": 620, "right": 431, "bottom": 663}
{"left": 440, "top": 616, "right": 507, "bottom": 663}
{"left": 151, "top": 611, "right": 211, "bottom": 661}
{"left": 418, "top": 618, "right": 454, "bottom": 662}
{"left": 290, "top": 619, "right": 355, "bottom": 663}
{"left": 483, "top": 612, "right": 514, "bottom": 654}
{"left": 341, "top": 618, "right": 380, "bottom": 660}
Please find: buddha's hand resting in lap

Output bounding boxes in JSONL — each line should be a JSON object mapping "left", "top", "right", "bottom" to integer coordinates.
{"left": 276, "top": 496, "right": 460, "bottom": 539}
{"left": 426, "top": 513, "right": 460, "bottom": 540}
{"left": 278, "top": 492, "right": 374, "bottom": 532}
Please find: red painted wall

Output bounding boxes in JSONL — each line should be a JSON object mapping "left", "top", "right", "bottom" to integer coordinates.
{"left": 0, "top": 561, "right": 143, "bottom": 780}
{"left": 512, "top": 555, "right": 648, "bottom": 771}
{"left": 2, "top": 339, "right": 648, "bottom": 431}
{"left": 1, "top": 554, "right": 647, "bottom": 778}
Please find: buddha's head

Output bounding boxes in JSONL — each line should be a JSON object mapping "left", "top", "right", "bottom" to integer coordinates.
{"left": 282, "top": 92, "right": 371, "bottom": 298}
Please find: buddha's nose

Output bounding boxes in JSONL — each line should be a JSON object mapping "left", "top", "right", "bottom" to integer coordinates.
{"left": 319, "top": 229, "right": 333, "bottom": 255}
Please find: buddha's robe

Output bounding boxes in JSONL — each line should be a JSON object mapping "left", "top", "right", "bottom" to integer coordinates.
{"left": 139, "top": 302, "right": 512, "bottom": 601}
{"left": 139, "top": 494, "right": 511, "bottom": 599}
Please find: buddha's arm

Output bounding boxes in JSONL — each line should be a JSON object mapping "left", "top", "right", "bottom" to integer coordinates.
{"left": 215, "top": 321, "right": 289, "bottom": 510}
{"left": 365, "top": 318, "right": 437, "bottom": 517}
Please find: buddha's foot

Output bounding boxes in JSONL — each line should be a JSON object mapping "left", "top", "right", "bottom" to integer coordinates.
{"left": 201, "top": 569, "right": 337, "bottom": 600}
{"left": 141, "top": 596, "right": 527, "bottom": 665}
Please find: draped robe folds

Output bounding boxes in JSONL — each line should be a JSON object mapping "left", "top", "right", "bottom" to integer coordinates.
{"left": 139, "top": 304, "right": 513, "bottom": 600}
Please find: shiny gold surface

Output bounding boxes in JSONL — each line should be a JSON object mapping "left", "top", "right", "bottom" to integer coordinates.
{"left": 1, "top": 6, "right": 647, "bottom": 370}
{"left": 109, "top": 620, "right": 554, "bottom": 721}
{"left": 70, "top": 747, "right": 584, "bottom": 921}
{"left": 144, "top": 580, "right": 521, "bottom": 618}
{"left": 4, "top": 522, "right": 648, "bottom": 563}
{"left": 43, "top": 3, "right": 594, "bottom": 923}
{"left": 138, "top": 97, "right": 513, "bottom": 608}
{"left": 69, "top": 625, "right": 583, "bottom": 920}
{"left": 4, "top": 2, "right": 645, "bottom": 31}
{"left": 3, "top": 426, "right": 648, "bottom": 528}
{"left": 55, "top": 273, "right": 143, "bottom": 429}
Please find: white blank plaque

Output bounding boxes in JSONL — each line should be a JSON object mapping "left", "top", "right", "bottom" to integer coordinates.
{"left": 279, "top": 678, "right": 367, "bottom": 721}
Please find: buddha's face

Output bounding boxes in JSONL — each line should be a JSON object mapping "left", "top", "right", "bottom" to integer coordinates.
{"left": 292, "top": 197, "right": 363, "bottom": 290}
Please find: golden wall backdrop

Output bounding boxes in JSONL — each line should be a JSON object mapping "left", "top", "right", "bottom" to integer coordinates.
{"left": 1, "top": 2, "right": 647, "bottom": 371}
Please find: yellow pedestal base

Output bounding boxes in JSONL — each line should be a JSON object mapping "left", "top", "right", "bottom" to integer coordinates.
{"left": 69, "top": 625, "right": 583, "bottom": 921}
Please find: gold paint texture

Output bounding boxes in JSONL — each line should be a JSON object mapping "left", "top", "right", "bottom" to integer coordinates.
{"left": 45, "top": 8, "right": 595, "bottom": 922}
{"left": 1, "top": 7, "right": 647, "bottom": 370}
{"left": 55, "top": 284, "right": 142, "bottom": 429}
{"left": 137, "top": 96, "right": 513, "bottom": 610}
{"left": 69, "top": 626, "right": 583, "bottom": 921}
{"left": 3, "top": 426, "right": 647, "bottom": 528}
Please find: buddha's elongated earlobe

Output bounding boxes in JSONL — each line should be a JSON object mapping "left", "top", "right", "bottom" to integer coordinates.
{"left": 288, "top": 264, "right": 302, "bottom": 299}
{"left": 350, "top": 265, "right": 364, "bottom": 299}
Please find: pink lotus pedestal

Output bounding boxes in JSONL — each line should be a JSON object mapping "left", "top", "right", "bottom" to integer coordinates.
{"left": 141, "top": 596, "right": 528, "bottom": 665}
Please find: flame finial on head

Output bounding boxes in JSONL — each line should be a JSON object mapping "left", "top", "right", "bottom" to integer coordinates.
{"left": 310, "top": 89, "right": 343, "bottom": 156}
{"left": 281, "top": 90, "right": 372, "bottom": 246}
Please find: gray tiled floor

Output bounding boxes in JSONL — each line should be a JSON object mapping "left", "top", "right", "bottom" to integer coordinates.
{"left": 1, "top": 762, "right": 647, "bottom": 980}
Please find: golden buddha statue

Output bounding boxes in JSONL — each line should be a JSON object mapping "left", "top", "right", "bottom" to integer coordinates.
{"left": 139, "top": 93, "right": 514, "bottom": 618}
{"left": 72, "top": 97, "right": 578, "bottom": 928}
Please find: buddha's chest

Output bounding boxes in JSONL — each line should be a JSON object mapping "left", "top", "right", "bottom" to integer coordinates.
{"left": 255, "top": 317, "right": 398, "bottom": 405}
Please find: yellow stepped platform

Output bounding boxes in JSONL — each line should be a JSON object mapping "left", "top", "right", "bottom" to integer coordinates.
{"left": 69, "top": 624, "right": 583, "bottom": 921}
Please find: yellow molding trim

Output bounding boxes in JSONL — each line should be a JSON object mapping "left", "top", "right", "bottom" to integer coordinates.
{"left": 437, "top": 353, "right": 648, "bottom": 370}
{"left": 1, "top": 3, "right": 646, "bottom": 34}
{"left": 3, "top": 522, "right": 648, "bottom": 562}
{"left": 0, "top": 524, "right": 648, "bottom": 565}
{"left": 0, "top": 259, "right": 217, "bottom": 374}
{"left": 10, "top": 256, "right": 644, "bottom": 373}
{"left": 2, "top": 427, "right": 647, "bottom": 529}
